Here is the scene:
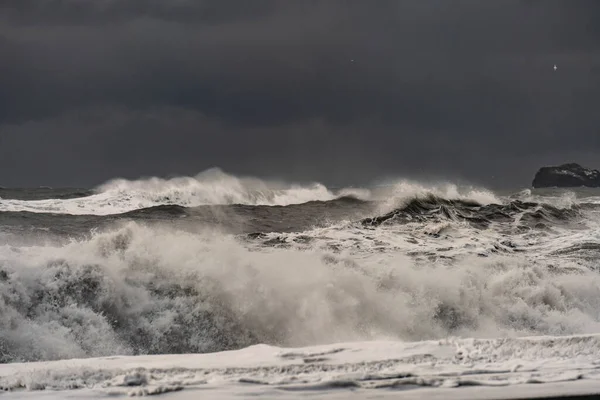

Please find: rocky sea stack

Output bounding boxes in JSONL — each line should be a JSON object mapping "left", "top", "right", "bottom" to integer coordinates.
{"left": 532, "top": 163, "right": 600, "bottom": 188}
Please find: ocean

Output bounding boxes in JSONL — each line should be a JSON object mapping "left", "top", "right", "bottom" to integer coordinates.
{"left": 1, "top": 168, "right": 600, "bottom": 398}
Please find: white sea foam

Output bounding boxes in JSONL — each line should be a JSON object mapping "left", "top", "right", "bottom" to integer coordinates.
{"left": 1, "top": 218, "right": 600, "bottom": 365}
{"left": 0, "top": 170, "right": 503, "bottom": 215}
{"left": 1, "top": 335, "right": 599, "bottom": 398}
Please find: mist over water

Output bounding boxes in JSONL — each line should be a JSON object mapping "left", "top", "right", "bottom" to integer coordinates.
{"left": 1, "top": 169, "right": 600, "bottom": 363}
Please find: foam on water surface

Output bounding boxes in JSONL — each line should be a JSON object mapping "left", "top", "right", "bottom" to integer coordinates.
{"left": 1, "top": 335, "right": 599, "bottom": 398}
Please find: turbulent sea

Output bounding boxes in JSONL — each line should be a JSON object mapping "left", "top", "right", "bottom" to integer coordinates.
{"left": 2, "top": 168, "right": 600, "bottom": 367}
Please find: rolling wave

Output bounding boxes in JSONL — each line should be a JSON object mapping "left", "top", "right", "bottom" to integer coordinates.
{"left": 362, "top": 195, "right": 585, "bottom": 229}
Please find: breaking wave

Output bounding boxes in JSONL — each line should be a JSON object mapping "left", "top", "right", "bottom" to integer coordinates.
{"left": 0, "top": 168, "right": 502, "bottom": 216}
{"left": 1, "top": 220, "right": 600, "bottom": 363}
{"left": 362, "top": 195, "right": 584, "bottom": 229}
{"left": 0, "top": 169, "right": 344, "bottom": 215}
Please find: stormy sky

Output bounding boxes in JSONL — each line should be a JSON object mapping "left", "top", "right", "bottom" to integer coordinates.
{"left": 1, "top": 1, "right": 599, "bottom": 188}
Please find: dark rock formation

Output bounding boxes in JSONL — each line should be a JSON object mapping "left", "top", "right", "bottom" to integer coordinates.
{"left": 532, "top": 163, "right": 600, "bottom": 188}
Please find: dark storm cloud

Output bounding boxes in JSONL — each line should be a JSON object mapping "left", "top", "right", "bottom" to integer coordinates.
{"left": 2, "top": 0, "right": 276, "bottom": 26}
{"left": 1, "top": 1, "right": 600, "bottom": 187}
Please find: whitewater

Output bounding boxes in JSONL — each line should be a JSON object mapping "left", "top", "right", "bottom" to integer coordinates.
{"left": 1, "top": 169, "right": 600, "bottom": 399}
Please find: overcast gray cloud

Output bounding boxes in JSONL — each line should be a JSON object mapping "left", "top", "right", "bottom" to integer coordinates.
{"left": 1, "top": 0, "right": 599, "bottom": 188}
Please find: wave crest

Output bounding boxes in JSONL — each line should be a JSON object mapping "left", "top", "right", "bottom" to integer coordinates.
{"left": 97, "top": 168, "right": 341, "bottom": 207}
{"left": 0, "top": 169, "right": 355, "bottom": 215}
